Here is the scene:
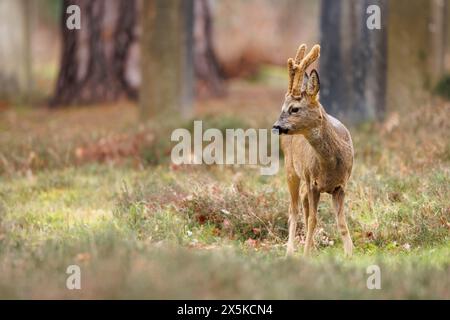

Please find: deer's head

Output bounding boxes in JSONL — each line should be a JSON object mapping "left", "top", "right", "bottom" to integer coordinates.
{"left": 272, "top": 44, "right": 323, "bottom": 135}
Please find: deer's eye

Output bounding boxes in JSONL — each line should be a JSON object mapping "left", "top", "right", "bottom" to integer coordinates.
{"left": 290, "top": 107, "right": 299, "bottom": 113}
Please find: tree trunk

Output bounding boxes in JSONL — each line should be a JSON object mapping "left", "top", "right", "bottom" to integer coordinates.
{"left": 320, "top": 0, "right": 388, "bottom": 123}
{"left": 0, "top": 0, "right": 33, "bottom": 103}
{"left": 430, "top": 0, "right": 448, "bottom": 85}
{"left": 140, "top": 0, "right": 194, "bottom": 119}
{"left": 51, "top": 0, "right": 223, "bottom": 108}
{"left": 319, "top": 0, "right": 346, "bottom": 119}
{"left": 194, "top": 0, "right": 225, "bottom": 98}
{"left": 50, "top": 0, "right": 138, "bottom": 107}
{"left": 113, "top": 0, "right": 139, "bottom": 100}
{"left": 386, "top": 0, "right": 432, "bottom": 111}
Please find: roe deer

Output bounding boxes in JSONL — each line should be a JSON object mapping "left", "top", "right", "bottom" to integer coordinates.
{"left": 272, "top": 44, "right": 354, "bottom": 257}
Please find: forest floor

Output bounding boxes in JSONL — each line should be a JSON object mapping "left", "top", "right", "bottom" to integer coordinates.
{"left": 0, "top": 79, "right": 449, "bottom": 299}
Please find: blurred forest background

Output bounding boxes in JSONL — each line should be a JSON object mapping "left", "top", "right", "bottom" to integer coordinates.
{"left": 0, "top": 0, "right": 449, "bottom": 299}
{"left": 1, "top": 0, "right": 450, "bottom": 117}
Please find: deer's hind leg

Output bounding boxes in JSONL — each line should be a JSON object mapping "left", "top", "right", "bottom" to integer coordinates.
{"left": 286, "top": 174, "right": 300, "bottom": 257}
{"left": 304, "top": 187, "right": 320, "bottom": 256}
{"left": 332, "top": 187, "right": 353, "bottom": 257}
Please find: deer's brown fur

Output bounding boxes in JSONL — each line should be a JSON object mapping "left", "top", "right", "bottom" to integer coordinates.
{"left": 273, "top": 44, "right": 354, "bottom": 257}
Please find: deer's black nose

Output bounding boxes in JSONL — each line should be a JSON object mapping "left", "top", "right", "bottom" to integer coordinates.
{"left": 272, "top": 125, "right": 288, "bottom": 134}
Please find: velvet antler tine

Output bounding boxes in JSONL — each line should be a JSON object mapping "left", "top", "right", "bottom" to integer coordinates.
{"left": 294, "top": 44, "right": 307, "bottom": 65}
{"left": 287, "top": 58, "right": 295, "bottom": 95}
{"left": 287, "top": 44, "right": 307, "bottom": 95}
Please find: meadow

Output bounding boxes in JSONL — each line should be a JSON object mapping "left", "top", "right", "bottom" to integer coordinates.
{"left": 0, "top": 80, "right": 449, "bottom": 299}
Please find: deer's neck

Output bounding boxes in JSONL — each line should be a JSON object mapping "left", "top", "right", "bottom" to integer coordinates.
{"left": 304, "top": 116, "right": 344, "bottom": 167}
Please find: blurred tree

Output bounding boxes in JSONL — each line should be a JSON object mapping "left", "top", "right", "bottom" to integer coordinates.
{"left": 51, "top": 0, "right": 223, "bottom": 108}
{"left": 194, "top": 0, "right": 225, "bottom": 98}
{"left": 386, "top": 0, "right": 445, "bottom": 111}
{"left": 430, "top": 0, "right": 447, "bottom": 84}
{"left": 50, "top": 0, "right": 137, "bottom": 106}
{"left": 320, "top": 0, "right": 388, "bottom": 123}
{"left": 0, "top": 0, "right": 33, "bottom": 104}
{"left": 140, "top": 0, "right": 194, "bottom": 118}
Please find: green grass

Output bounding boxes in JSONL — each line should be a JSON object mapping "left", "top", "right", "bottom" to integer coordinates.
{"left": 0, "top": 162, "right": 448, "bottom": 299}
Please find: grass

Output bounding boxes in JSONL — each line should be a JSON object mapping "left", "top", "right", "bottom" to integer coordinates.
{"left": 0, "top": 82, "right": 449, "bottom": 299}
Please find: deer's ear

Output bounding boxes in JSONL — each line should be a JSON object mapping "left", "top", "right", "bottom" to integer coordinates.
{"left": 300, "top": 73, "right": 309, "bottom": 92}
{"left": 306, "top": 69, "right": 320, "bottom": 97}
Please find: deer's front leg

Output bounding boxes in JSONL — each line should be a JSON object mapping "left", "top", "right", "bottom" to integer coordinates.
{"left": 304, "top": 187, "right": 320, "bottom": 256}
{"left": 332, "top": 187, "right": 353, "bottom": 257}
{"left": 300, "top": 183, "right": 309, "bottom": 232}
{"left": 286, "top": 174, "right": 300, "bottom": 257}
